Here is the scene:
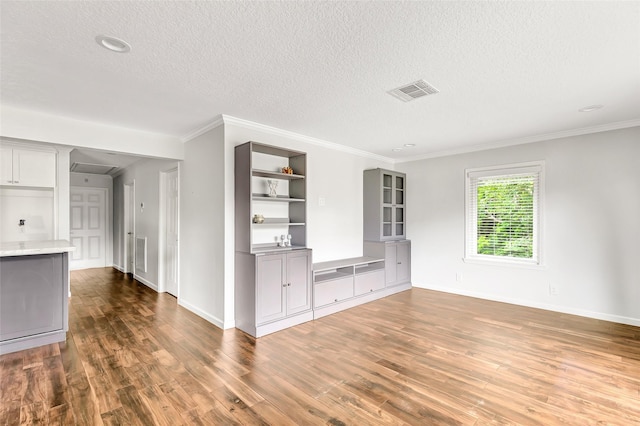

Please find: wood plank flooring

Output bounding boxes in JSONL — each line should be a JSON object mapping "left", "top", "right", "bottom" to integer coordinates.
{"left": 1, "top": 267, "right": 639, "bottom": 425}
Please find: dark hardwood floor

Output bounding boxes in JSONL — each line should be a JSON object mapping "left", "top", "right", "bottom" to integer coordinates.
{"left": 1, "top": 267, "right": 639, "bottom": 425}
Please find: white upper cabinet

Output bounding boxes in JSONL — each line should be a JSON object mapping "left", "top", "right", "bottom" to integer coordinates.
{"left": 1, "top": 146, "right": 57, "bottom": 188}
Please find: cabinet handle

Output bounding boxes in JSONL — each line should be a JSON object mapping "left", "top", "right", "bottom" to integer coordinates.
{"left": 14, "top": 181, "right": 19, "bottom": 184}
{"left": 282, "top": 284, "right": 286, "bottom": 288}
{"left": 287, "top": 283, "right": 291, "bottom": 287}
{"left": 397, "top": 262, "right": 402, "bottom": 264}
{"left": 334, "top": 298, "right": 338, "bottom": 302}
{"left": 370, "top": 289, "right": 373, "bottom": 292}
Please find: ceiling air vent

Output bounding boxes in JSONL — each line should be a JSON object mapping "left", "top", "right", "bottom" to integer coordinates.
{"left": 388, "top": 79, "right": 439, "bottom": 102}
{"left": 70, "top": 162, "right": 119, "bottom": 175}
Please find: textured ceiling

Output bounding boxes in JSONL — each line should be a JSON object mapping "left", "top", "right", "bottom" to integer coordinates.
{"left": 1, "top": 1, "right": 639, "bottom": 160}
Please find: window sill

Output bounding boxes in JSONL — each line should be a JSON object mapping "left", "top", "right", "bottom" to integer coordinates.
{"left": 463, "top": 256, "right": 546, "bottom": 270}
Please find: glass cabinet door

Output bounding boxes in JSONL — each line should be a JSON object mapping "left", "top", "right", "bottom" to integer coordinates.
{"left": 367, "top": 169, "right": 406, "bottom": 241}
{"left": 393, "top": 174, "right": 405, "bottom": 238}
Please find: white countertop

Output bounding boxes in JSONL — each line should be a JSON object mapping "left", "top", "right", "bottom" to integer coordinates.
{"left": 0, "top": 240, "right": 76, "bottom": 257}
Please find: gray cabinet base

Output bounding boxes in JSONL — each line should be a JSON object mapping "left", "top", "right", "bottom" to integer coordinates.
{"left": 0, "top": 252, "right": 69, "bottom": 355}
{"left": 0, "top": 329, "right": 67, "bottom": 355}
{"left": 250, "top": 311, "right": 314, "bottom": 338}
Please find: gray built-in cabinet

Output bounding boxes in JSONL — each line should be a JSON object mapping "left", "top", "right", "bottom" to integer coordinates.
{"left": 234, "top": 142, "right": 313, "bottom": 338}
{"left": 363, "top": 240, "right": 411, "bottom": 286}
{"left": 363, "top": 168, "right": 411, "bottom": 288}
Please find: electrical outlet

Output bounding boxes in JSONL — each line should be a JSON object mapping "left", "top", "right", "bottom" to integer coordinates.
{"left": 456, "top": 272, "right": 463, "bottom": 282}
{"left": 318, "top": 197, "right": 326, "bottom": 206}
{"left": 549, "top": 283, "right": 558, "bottom": 296}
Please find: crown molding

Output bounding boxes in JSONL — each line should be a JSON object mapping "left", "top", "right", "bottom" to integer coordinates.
{"left": 183, "top": 114, "right": 394, "bottom": 163}
{"left": 221, "top": 115, "right": 394, "bottom": 163}
{"left": 181, "top": 115, "right": 225, "bottom": 142}
{"left": 396, "top": 118, "right": 640, "bottom": 163}
{"left": 183, "top": 114, "right": 639, "bottom": 164}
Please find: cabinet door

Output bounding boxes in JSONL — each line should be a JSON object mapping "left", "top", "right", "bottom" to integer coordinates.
{"left": 314, "top": 276, "right": 354, "bottom": 307}
{"left": 392, "top": 174, "right": 405, "bottom": 239}
{"left": 256, "top": 254, "right": 286, "bottom": 324}
{"left": 285, "top": 250, "right": 311, "bottom": 315}
{"left": 1, "top": 147, "right": 13, "bottom": 184}
{"left": 396, "top": 241, "right": 411, "bottom": 284}
{"left": 354, "top": 270, "right": 385, "bottom": 295}
{"left": 13, "top": 149, "right": 56, "bottom": 187}
{"left": 381, "top": 171, "right": 394, "bottom": 239}
{"left": 385, "top": 243, "right": 397, "bottom": 285}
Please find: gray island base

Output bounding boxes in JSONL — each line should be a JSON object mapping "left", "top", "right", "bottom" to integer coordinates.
{"left": 0, "top": 240, "right": 75, "bottom": 355}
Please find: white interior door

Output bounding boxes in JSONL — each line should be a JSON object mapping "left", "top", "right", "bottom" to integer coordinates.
{"left": 162, "top": 168, "right": 179, "bottom": 296}
{"left": 69, "top": 187, "right": 107, "bottom": 270}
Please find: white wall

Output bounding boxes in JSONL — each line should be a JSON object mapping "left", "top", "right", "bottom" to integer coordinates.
{"left": 2, "top": 106, "right": 184, "bottom": 160}
{"left": 179, "top": 125, "right": 227, "bottom": 327}
{"left": 0, "top": 187, "right": 55, "bottom": 241}
{"left": 399, "top": 126, "right": 640, "bottom": 326}
{"left": 113, "top": 158, "right": 179, "bottom": 290}
{"left": 70, "top": 172, "right": 114, "bottom": 266}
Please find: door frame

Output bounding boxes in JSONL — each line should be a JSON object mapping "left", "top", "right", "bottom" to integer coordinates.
{"left": 158, "top": 166, "right": 180, "bottom": 296}
{"left": 123, "top": 181, "right": 135, "bottom": 274}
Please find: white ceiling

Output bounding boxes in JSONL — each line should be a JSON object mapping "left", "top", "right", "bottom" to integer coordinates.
{"left": 1, "top": 1, "right": 639, "bottom": 160}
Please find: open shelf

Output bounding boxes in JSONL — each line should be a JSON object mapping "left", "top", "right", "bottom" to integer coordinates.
{"left": 252, "top": 169, "right": 305, "bottom": 180}
{"left": 355, "top": 262, "right": 385, "bottom": 275}
{"left": 252, "top": 193, "right": 305, "bottom": 202}
{"left": 252, "top": 218, "right": 305, "bottom": 226}
{"left": 237, "top": 141, "right": 307, "bottom": 254}
{"left": 313, "top": 267, "right": 354, "bottom": 283}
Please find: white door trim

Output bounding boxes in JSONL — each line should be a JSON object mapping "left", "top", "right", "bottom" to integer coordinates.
{"left": 159, "top": 166, "right": 180, "bottom": 297}
{"left": 123, "top": 181, "right": 135, "bottom": 274}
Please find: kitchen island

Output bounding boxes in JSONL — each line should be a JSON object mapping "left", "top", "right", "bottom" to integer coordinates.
{"left": 0, "top": 240, "right": 75, "bottom": 354}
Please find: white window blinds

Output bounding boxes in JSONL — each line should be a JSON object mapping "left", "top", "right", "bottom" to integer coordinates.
{"left": 465, "top": 163, "right": 543, "bottom": 264}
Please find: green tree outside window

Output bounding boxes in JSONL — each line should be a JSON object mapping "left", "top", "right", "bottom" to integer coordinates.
{"left": 476, "top": 177, "right": 534, "bottom": 259}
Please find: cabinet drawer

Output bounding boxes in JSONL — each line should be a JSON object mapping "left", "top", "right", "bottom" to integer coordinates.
{"left": 354, "top": 269, "right": 385, "bottom": 296}
{"left": 314, "top": 276, "right": 354, "bottom": 307}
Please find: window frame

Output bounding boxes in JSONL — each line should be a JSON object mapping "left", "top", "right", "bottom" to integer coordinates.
{"left": 464, "top": 161, "right": 545, "bottom": 267}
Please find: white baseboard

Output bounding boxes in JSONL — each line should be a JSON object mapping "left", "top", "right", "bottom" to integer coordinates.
{"left": 178, "top": 299, "right": 227, "bottom": 330}
{"left": 113, "top": 264, "right": 125, "bottom": 273}
{"left": 133, "top": 274, "right": 158, "bottom": 292}
{"left": 416, "top": 284, "right": 640, "bottom": 327}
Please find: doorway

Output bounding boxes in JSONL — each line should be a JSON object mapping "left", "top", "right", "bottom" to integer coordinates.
{"left": 123, "top": 182, "right": 135, "bottom": 275}
{"left": 69, "top": 187, "right": 107, "bottom": 270}
{"left": 159, "top": 167, "right": 179, "bottom": 296}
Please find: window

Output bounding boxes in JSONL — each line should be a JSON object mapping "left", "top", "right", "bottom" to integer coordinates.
{"left": 465, "top": 162, "right": 544, "bottom": 265}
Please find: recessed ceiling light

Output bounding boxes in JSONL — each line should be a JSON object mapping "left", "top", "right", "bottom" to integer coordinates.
{"left": 404, "top": 144, "right": 416, "bottom": 147}
{"left": 96, "top": 35, "right": 131, "bottom": 53}
{"left": 579, "top": 104, "right": 604, "bottom": 112}
{"left": 392, "top": 148, "right": 403, "bottom": 152}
